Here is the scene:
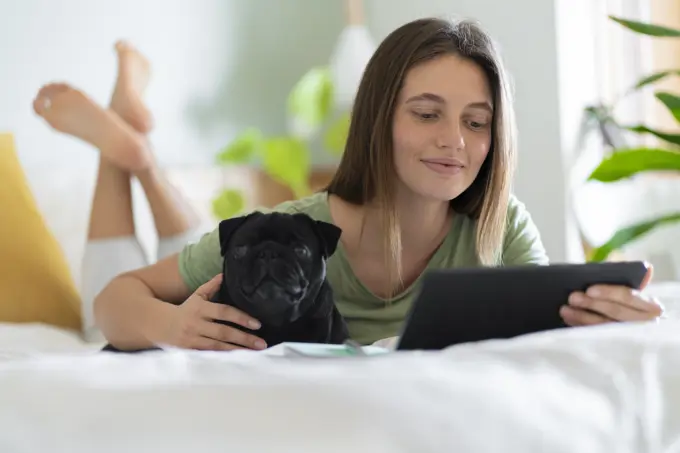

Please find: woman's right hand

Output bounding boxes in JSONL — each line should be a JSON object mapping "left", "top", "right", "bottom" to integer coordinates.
{"left": 161, "top": 273, "right": 267, "bottom": 351}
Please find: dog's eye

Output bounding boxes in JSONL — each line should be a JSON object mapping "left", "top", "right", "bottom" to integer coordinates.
{"left": 294, "top": 246, "right": 310, "bottom": 258}
{"left": 233, "top": 246, "right": 248, "bottom": 259}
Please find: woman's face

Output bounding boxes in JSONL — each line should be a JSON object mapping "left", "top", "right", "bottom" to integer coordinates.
{"left": 392, "top": 54, "right": 493, "bottom": 202}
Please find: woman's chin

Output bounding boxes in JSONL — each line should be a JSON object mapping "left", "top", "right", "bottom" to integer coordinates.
{"left": 410, "top": 185, "right": 471, "bottom": 203}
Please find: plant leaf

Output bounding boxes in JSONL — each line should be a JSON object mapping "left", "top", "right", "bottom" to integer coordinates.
{"left": 589, "top": 212, "right": 680, "bottom": 262}
{"left": 216, "top": 128, "right": 263, "bottom": 165}
{"left": 625, "top": 124, "right": 680, "bottom": 147}
{"left": 323, "top": 112, "right": 351, "bottom": 155}
{"left": 287, "top": 67, "right": 334, "bottom": 133}
{"left": 262, "top": 136, "right": 311, "bottom": 198}
{"left": 655, "top": 92, "right": 680, "bottom": 123}
{"left": 588, "top": 148, "right": 680, "bottom": 182}
{"left": 212, "top": 189, "right": 246, "bottom": 220}
{"left": 609, "top": 15, "right": 680, "bottom": 37}
{"left": 631, "top": 70, "right": 680, "bottom": 91}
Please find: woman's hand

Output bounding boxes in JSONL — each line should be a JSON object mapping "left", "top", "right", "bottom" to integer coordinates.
{"left": 560, "top": 264, "right": 665, "bottom": 326}
{"left": 161, "top": 273, "right": 267, "bottom": 351}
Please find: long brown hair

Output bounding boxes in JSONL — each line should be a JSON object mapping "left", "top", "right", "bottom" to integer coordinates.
{"left": 326, "top": 17, "right": 517, "bottom": 298}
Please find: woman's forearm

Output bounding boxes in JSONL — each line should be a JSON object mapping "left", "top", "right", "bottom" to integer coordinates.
{"left": 93, "top": 274, "right": 176, "bottom": 349}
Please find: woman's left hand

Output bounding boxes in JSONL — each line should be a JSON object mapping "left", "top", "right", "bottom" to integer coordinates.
{"left": 560, "top": 264, "right": 665, "bottom": 326}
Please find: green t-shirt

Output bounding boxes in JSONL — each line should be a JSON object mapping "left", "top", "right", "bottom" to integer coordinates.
{"left": 178, "top": 191, "right": 549, "bottom": 345}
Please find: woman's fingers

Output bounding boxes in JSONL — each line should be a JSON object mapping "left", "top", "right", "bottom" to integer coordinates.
{"left": 189, "top": 272, "right": 263, "bottom": 331}
{"left": 193, "top": 273, "right": 224, "bottom": 300}
{"left": 199, "top": 299, "right": 262, "bottom": 330}
{"left": 170, "top": 273, "right": 267, "bottom": 352}
{"left": 583, "top": 286, "right": 650, "bottom": 312}
{"left": 568, "top": 293, "right": 640, "bottom": 322}
{"left": 560, "top": 305, "right": 611, "bottom": 326}
{"left": 199, "top": 320, "right": 267, "bottom": 350}
{"left": 569, "top": 287, "right": 663, "bottom": 321}
{"left": 191, "top": 337, "right": 246, "bottom": 351}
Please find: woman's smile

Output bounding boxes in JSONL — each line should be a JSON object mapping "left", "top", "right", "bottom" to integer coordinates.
{"left": 420, "top": 157, "right": 465, "bottom": 176}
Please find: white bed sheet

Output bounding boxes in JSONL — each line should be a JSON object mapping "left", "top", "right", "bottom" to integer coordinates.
{"left": 1, "top": 320, "right": 680, "bottom": 453}
{"left": 0, "top": 323, "right": 104, "bottom": 360}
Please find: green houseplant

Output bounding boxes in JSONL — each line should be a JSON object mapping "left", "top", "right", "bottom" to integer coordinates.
{"left": 586, "top": 15, "right": 680, "bottom": 261}
{"left": 211, "top": 66, "right": 350, "bottom": 220}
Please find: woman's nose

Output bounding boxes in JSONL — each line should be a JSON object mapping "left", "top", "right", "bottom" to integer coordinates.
{"left": 437, "top": 121, "right": 464, "bottom": 150}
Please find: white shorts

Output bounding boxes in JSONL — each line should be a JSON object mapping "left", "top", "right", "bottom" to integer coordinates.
{"left": 79, "top": 229, "right": 202, "bottom": 342}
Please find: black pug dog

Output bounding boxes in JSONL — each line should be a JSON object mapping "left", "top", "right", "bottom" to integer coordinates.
{"left": 101, "top": 211, "right": 349, "bottom": 353}
{"left": 211, "top": 210, "right": 349, "bottom": 346}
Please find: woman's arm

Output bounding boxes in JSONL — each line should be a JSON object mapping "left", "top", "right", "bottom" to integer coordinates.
{"left": 93, "top": 254, "right": 190, "bottom": 349}
{"left": 94, "top": 229, "right": 266, "bottom": 351}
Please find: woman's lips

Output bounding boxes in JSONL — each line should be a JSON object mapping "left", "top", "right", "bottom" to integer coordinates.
{"left": 420, "top": 158, "right": 464, "bottom": 175}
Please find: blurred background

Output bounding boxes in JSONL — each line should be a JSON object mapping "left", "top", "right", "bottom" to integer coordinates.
{"left": 3, "top": 0, "right": 680, "bottom": 287}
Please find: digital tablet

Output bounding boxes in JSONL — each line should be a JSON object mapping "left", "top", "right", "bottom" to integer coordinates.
{"left": 395, "top": 261, "right": 649, "bottom": 351}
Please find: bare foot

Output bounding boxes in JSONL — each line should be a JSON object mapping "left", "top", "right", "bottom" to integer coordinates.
{"left": 110, "top": 40, "right": 154, "bottom": 134}
{"left": 33, "top": 83, "right": 152, "bottom": 172}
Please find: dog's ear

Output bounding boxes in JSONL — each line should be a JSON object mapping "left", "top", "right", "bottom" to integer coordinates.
{"left": 313, "top": 220, "right": 343, "bottom": 257}
{"left": 217, "top": 212, "right": 262, "bottom": 256}
{"left": 294, "top": 214, "right": 342, "bottom": 258}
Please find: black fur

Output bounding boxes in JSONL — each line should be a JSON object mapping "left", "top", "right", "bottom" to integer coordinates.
{"left": 213, "top": 211, "right": 348, "bottom": 346}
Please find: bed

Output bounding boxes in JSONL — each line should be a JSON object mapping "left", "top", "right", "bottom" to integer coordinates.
{"left": 2, "top": 317, "right": 680, "bottom": 452}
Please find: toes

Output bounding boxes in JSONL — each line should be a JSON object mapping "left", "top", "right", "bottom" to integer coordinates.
{"left": 33, "top": 91, "right": 47, "bottom": 115}
{"left": 33, "top": 83, "right": 71, "bottom": 115}
{"left": 33, "top": 96, "right": 50, "bottom": 115}
{"left": 115, "top": 40, "right": 136, "bottom": 55}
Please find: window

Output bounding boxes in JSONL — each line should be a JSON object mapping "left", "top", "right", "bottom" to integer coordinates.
{"left": 646, "top": 0, "right": 680, "bottom": 135}
{"left": 590, "top": 0, "right": 679, "bottom": 146}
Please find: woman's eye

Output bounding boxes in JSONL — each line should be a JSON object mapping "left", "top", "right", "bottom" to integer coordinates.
{"left": 467, "top": 120, "right": 488, "bottom": 131}
{"left": 412, "top": 110, "right": 438, "bottom": 121}
{"left": 233, "top": 246, "right": 248, "bottom": 259}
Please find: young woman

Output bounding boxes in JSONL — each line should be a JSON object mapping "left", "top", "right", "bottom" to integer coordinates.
{"left": 35, "top": 17, "right": 664, "bottom": 350}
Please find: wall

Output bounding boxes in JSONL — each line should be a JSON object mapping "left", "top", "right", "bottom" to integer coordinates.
{"left": 2, "top": 0, "right": 615, "bottom": 267}
{"left": 1, "top": 0, "right": 345, "bottom": 171}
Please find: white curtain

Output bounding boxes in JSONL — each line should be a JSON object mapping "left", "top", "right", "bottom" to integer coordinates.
{"left": 572, "top": 0, "right": 680, "bottom": 280}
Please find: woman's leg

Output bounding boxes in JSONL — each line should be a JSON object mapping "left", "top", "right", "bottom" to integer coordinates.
{"left": 110, "top": 41, "right": 201, "bottom": 259}
{"left": 137, "top": 165, "right": 202, "bottom": 259}
{"left": 32, "top": 41, "right": 199, "bottom": 340}
{"left": 33, "top": 80, "right": 148, "bottom": 341}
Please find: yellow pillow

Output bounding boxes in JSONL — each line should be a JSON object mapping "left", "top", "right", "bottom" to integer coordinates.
{"left": 0, "top": 133, "right": 82, "bottom": 331}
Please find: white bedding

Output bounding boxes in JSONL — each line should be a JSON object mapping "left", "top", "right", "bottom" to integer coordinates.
{"left": 1, "top": 320, "right": 680, "bottom": 453}
{"left": 0, "top": 323, "right": 104, "bottom": 360}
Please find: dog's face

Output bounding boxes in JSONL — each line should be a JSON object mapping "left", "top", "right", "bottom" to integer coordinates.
{"left": 218, "top": 212, "right": 342, "bottom": 326}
